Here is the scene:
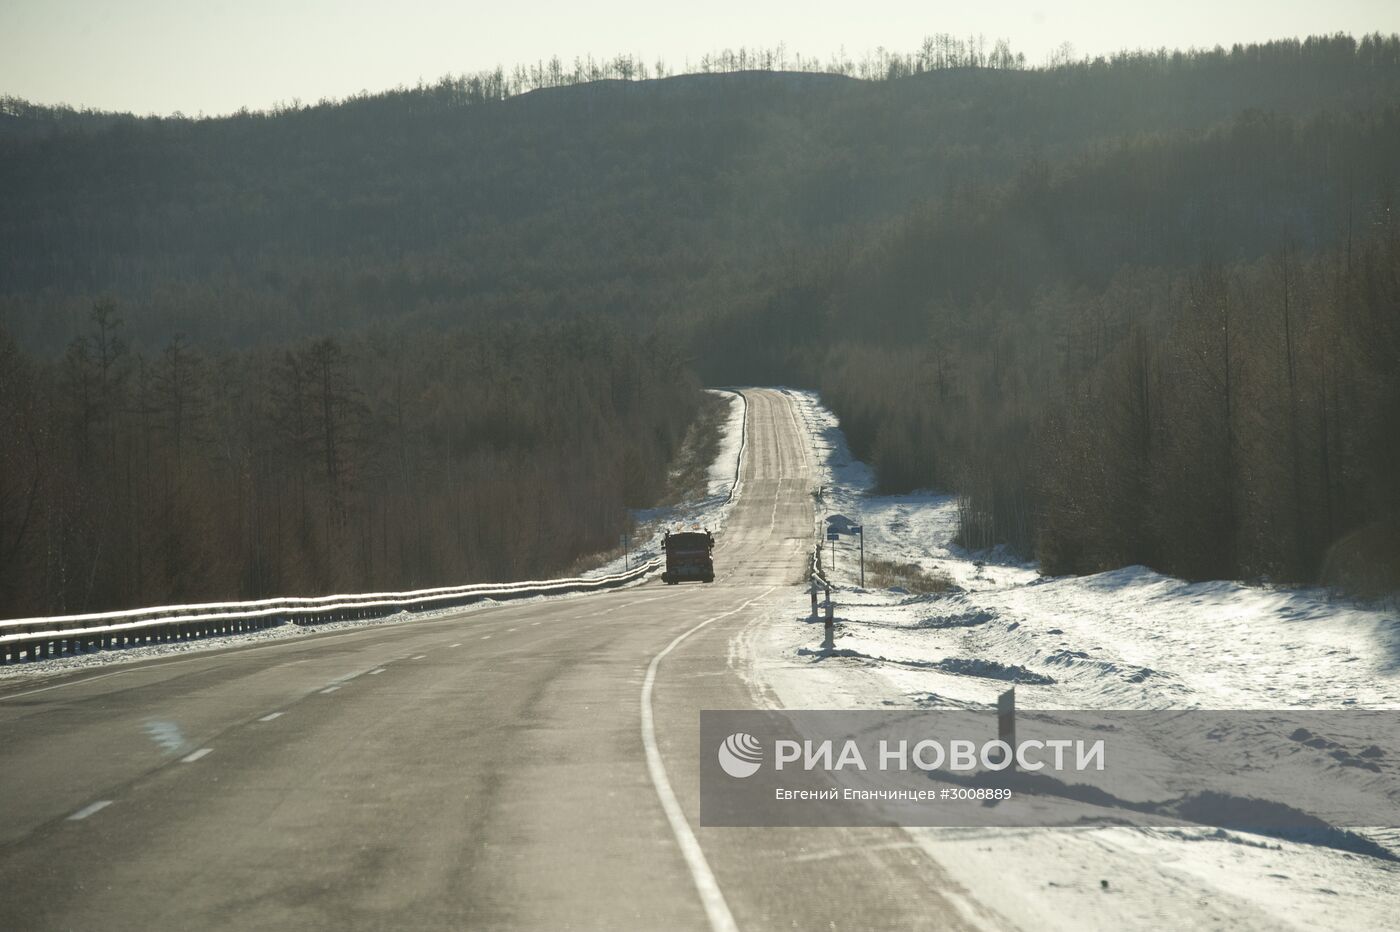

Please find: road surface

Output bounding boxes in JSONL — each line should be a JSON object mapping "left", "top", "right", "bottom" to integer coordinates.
{"left": 0, "top": 389, "right": 980, "bottom": 931}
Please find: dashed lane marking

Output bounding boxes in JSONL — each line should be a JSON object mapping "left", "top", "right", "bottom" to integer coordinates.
{"left": 67, "top": 801, "right": 112, "bottom": 821}
{"left": 181, "top": 748, "right": 213, "bottom": 763}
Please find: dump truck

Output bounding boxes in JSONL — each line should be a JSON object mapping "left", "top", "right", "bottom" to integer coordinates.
{"left": 662, "top": 528, "right": 715, "bottom": 584}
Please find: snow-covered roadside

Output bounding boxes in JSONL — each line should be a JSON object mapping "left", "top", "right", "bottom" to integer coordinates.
{"left": 743, "top": 388, "right": 1400, "bottom": 932}
{"left": 583, "top": 388, "right": 745, "bottom": 578}
{"left": 0, "top": 391, "right": 748, "bottom": 683}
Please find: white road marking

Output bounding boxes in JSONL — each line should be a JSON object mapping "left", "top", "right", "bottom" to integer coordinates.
{"left": 368, "top": 668, "right": 385, "bottom": 675}
{"left": 508, "top": 627, "right": 517, "bottom": 632}
{"left": 411, "top": 654, "right": 426, "bottom": 660}
{"left": 641, "top": 588, "right": 773, "bottom": 932}
{"left": 67, "top": 800, "right": 112, "bottom": 821}
{"left": 258, "top": 712, "right": 283, "bottom": 722}
{"left": 481, "top": 635, "right": 491, "bottom": 640}
{"left": 181, "top": 748, "right": 213, "bottom": 763}
{"left": 449, "top": 643, "right": 462, "bottom": 648}
{"left": 320, "top": 685, "right": 340, "bottom": 693}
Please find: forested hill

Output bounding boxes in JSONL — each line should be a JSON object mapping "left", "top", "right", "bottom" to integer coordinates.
{"left": 3, "top": 34, "right": 1399, "bottom": 615}
{"left": 731, "top": 101, "right": 1400, "bottom": 591}
{"left": 3, "top": 36, "right": 1399, "bottom": 352}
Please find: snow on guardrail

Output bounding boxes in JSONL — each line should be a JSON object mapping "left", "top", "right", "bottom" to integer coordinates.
{"left": 1, "top": 559, "right": 662, "bottom": 664}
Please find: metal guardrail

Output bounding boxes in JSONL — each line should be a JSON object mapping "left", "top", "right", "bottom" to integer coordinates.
{"left": 0, "top": 559, "right": 661, "bottom": 664}
{"left": 721, "top": 388, "right": 747, "bottom": 506}
{"left": 809, "top": 538, "right": 830, "bottom": 586}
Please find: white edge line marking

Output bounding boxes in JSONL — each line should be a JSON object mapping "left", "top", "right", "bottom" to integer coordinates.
{"left": 368, "top": 668, "right": 385, "bottom": 674}
{"left": 67, "top": 800, "right": 112, "bottom": 820}
{"left": 411, "top": 654, "right": 426, "bottom": 660}
{"left": 258, "top": 712, "right": 283, "bottom": 721}
{"left": 181, "top": 748, "right": 213, "bottom": 763}
{"left": 641, "top": 587, "right": 773, "bottom": 932}
{"left": 321, "top": 685, "right": 340, "bottom": 693}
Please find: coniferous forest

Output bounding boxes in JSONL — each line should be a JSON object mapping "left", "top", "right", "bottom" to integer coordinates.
{"left": 3, "top": 33, "right": 1399, "bottom": 614}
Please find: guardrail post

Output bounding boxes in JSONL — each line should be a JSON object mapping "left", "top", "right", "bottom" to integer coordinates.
{"left": 823, "top": 592, "right": 834, "bottom": 650}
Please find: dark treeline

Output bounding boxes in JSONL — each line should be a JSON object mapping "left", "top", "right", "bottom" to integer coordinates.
{"left": 798, "top": 234, "right": 1400, "bottom": 590}
{"left": 0, "top": 32, "right": 1025, "bottom": 131}
{"left": 9, "top": 30, "right": 1396, "bottom": 129}
{"left": 1038, "top": 240, "right": 1400, "bottom": 589}
{"left": 0, "top": 313, "right": 695, "bottom": 616}
{"left": 3, "top": 33, "right": 1400, "bottom": 612}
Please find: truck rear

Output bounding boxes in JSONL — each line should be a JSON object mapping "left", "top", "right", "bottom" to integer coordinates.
{"left": 661, "top": 529, "right": 715, "bottom": 584}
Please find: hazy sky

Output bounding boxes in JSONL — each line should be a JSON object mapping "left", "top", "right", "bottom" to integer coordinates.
{"left": 4, "top": 1, "right": 1398, "bottom": 115}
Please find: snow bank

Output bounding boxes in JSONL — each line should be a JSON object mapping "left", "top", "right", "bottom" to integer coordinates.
{"left": 769, "top": 388, "right": 1400, "bottom": 712}
{"left": 706, "top": 388, "right": 745, "bottom": 499}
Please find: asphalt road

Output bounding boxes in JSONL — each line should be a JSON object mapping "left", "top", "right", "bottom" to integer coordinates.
{"left": 0, "top": 389, "right": 978, "bottom": 931}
